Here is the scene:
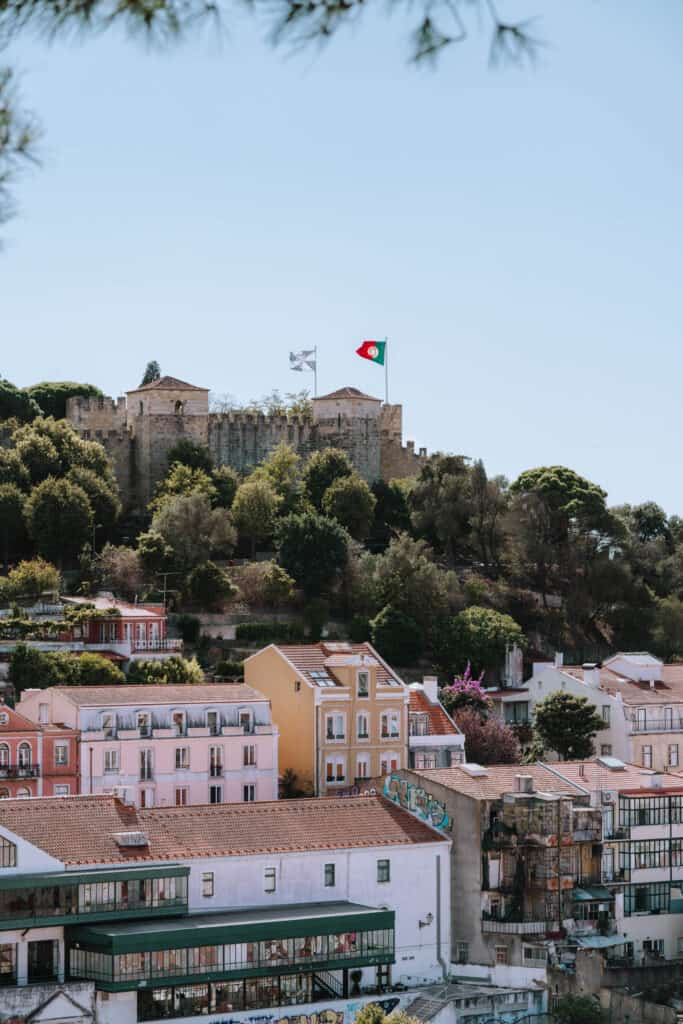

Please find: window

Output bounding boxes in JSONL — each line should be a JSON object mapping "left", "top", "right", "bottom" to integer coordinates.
{"left": 380, "top": 753, "right": 399, "bottom": 775}
{"left": 104, "top": 749, "right": 120, "bottom": 773}
{"left": 415, "top": 752, "right": 438, "bottom": 770}
{"left": 102, "top": 713, "right": 116, "bottom": 738}
{"left": 0, "top": 836, "right": 16, "bottom": 867}
{"left": 642, "top": 745, "right": 653, "bottom": 769}
{"left": 53, "top": 784, "right": 70, "bottom": 796}
{"left": 210, "top": 746, "right": 223, "bottom": 777}
{"left": 243, "top": 745, "right": 256, "bottom": 767}
{"left": 381, "top": 711, "right": 400, "bottom": 739}
{"left": 670, "top": 745, "right": 679, "bottom": 768}
{"left": 664, "top": 707, "right": 674, "bottom": 729}
{"left": 324, "top": 864, "right": 336, "bottom": 887}
{"left": 325, "top": 757, "right": 346, "bottom": 784}
{"left": 377, "top": 859, "right": 390, "bottom": 883}
{"left": 175, "top": 747, "right": 190, "bottom": 770}
{"left": 357, "top": 671, "right": 369, "bottom": 697}
{"left": 172, "top": 711, "right": 186, "bottom": 737}
{"left": 38, "top": 703, "right": 49, "bottom": 725}
{"left": 294, "top": 680, "right": 301, "bottom": 693}
{"left": 601, "top": 744, "right": 613, "bottom": 757}
{"left": 0, "top": 744, "right": 9, "bottom": 768}
{"left": 140, "top": 788, "right": 154, "bottom": 808}
{"left": 54, "top": 743, "right": 68, "bottom": 767}
{"left": 357, "top": 713, "right": 369, "bottom": 739}
{"left": 325, "top": 714, "right": 345, "bottom": 741}
{"left": 0, "top": 942, "right": 16, "bottom": 981}
{"left": 356, "top": 756, "right": 369, "bottom": 780}
{"left": 202, "top": 872, "right": 214, "bottom": 898}
{"left": 137, "top": 748, "right": 152, "bottom": 781}
{"left": 601, "top": 705, "right": 611, "bottom": 725}
{"left": 495, "top": 945, "right": 509, "bottom": 965}
{"left": 239, "top": 709, "right": 254, "bottom": 734}
{"left": 17, "top": 743, "right": 31, "bottom": 769}
{"left": 264, "top": 867, "right": 276, "bottom": 893}
{"left": 175, "top": 787, "right": 188, "bottom": 807}
{"left": 457, "top": 942, "right": 469, "bottom": 964}
{"left": 209, "top": 785, "right": 223, "bottom": 804}
{"left": 15, "top": 788, "right": 30, "bottom": 798}
{"left": 206, "top": 711, "right": 219, "bottom": 736}
{"left": 243, "top": 784, "right": 255, "bottom": 802}
{"left": 137, "top": 712, "right": 151, "bottom": 737}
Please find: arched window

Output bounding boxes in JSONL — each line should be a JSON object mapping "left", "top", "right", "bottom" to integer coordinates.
{"left": 0, "top": 788, "right": 9, "bottom": 800}
{"left": 174, "top": 400, "right": 184, "bottom": 416}
{"left": 17, "top": 743, "right": 31, "bottom": 769}
{"left": 0, "top": 744, "right": 9, "bottom": 769}
{"left": 15, "top": 787, "right": 30, "bottom": 799}
{"left": 139, "top": 401, "right": 144, "bottom": 415}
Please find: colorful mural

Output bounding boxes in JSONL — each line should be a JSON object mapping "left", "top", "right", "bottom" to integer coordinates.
{"left": 383, "top": 774, "right": 452, "bottom": 832}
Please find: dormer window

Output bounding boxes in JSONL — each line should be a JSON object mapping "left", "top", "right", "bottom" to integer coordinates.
{"left": 206, "top": 711, "right": 219, "bottom": 736}
{"left": 239, "top": 709, "right": 254, "bottom": 734}
{"left": 101, "top": 713, "right": 116, "bottom": 738}
{"left": 172, "top": 711, "right": 186, "bottom": 737}
{"left": 137, "top": 712, "right": 151, "bottom": 738}
{"left": 357, "top": 671, "right": 369, "bottom": 698}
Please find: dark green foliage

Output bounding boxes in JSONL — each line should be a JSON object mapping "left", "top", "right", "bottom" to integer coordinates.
{"left": 370, "top": 604, "right": 422, "bottom": 664}
{"left": 276, "top": 511, "right": 349, "bottom": 596}
{"left": 140, "top": 361, "right": 161, "bottom": 386}
{"left": 234, "top": 621, "right": 306, "bottom": 644}
{"left": 175, "top": 613, "right": 201, "bottom": 643}
{"left": 0, "top": 449, "right": 30, "bottom": 490}
{"left": 533, "top": 691, "right": 605, "bottom": 760}
{"left": 211, "top": 465, "right": 239, "bottom": 509}
{"left": 0, "top": 483, "right": 26, "bottom": 566}
{"left": 433, "top": 605, "right": 525, "bottom": 677}
{"left": 25, "top": 477, "right": 92, "bottom": 563}
{"left": 184, "top": 561, "right": 236, "bottom": 611}
{"left": 214, "top": 658, "right": 244, "bottom": 680}
{"left": 136, "top": 530, "right": 175, "bottom": 574}
{"left": 25, "top": 382, "right": 102, "bottom": 420}
{"left": 302, "top": 449, "right": 353, "bottom": 511}
{"left": 553, "top": 995, "right": 604, "bottom": 1024}
{"left": 127, "top": 656, "right": 204, "bottom": 683}
{"left": 166, "top": 439, "right": 213, "bottom": 473}
{"left": 9, "top": 643, "right": 124, "bottom": 695}
{"left": 67, "top": 466, "right": 122, "bottom": 531}
{"left": 322, "top": 474, "right": 377, "bottom": 540}
{"left": 349, "top": 613, "right": 370, "bottom": 642}
{"left": 369, "top": 480, "right": 412, "bottom": 550}
{"left": 0, "top": 379, "right": 40, "bottom": 422}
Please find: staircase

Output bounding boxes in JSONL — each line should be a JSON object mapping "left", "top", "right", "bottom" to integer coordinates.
{"left": 313, "top": 971, "right": 344, "bottom": 999}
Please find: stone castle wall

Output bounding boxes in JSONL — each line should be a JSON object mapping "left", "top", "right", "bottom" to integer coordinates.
{"left": 66, "top": 391, "right": 428, "bottom": 510}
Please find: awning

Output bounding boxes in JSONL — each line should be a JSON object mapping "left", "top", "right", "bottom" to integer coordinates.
{"left": 68, "top": 901, "right": 395, "bottom": 955}
{"left": 575, "top": 935, "right": 628, "bottom": 949}
{"left": 572, "top": 887, "right": 613, "bottom": 902}
{"left": 0, "top": 864, "right": 189, "bottom": 891}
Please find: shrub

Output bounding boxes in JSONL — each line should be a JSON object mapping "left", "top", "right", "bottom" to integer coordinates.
{"left": 184, "top": 561, "right": 237, "bottom": 612}
{"left": 175, "top": 614, "right": 201, "bottom": 643}
{"left": 370, "top": 604, "right": 422, "bottom": 665}
{"left": 235, "top": 621, "right": 305, "bottom": 645}
{"left": 127, "top": 656, "right": 204, "bottom": 684}
{"left": 214, "top": 659, "right": 244, "bottom": 681}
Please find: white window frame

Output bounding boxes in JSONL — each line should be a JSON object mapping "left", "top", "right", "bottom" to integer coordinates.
{"left": 264, "top": 867, "right": 276, "bottom": 893}
{"left": 357, "top": 712, "right": 369, "bottom": 740}
{"left": 101, "top": 713, "right": 116, "bottom": 738}
{"left": 210, "top": 745, "right": 223, "bottom": 777}
{"left": 642, "top": 745, "right": 653, "bottom": 769}
{"left": 243, "top": 744, "right": 256, "bottom": 767}
{"left": 104, "top": 749, "right": 120, "bottom": 773}
{"left": 601, "top": 705, "right": 610, "bottom": 725}
{"left": 670, "top": 744, "right": 679, "bottom": 768}
{"left": 325, "top": 713, "right": 345, "bottom": 742}
{"left": 209, "top": 784, "right": 223, "bottom": 804}
{"left": 137, "top": 711, "right": 151, "bottom": 738}
{"left": 380, "top": 751, "right": 400, "bottom": 775}
{"left": 380, "top": 710, "right": 400, "bottom": 740}
{"left": 53, "top": 784, "right": 70, "bottom": 796}
{"left": 202, "top": 872, "right": 214, "bottom": 898}
{"left": 357, "top": 671, "right": 369, "bottom": 698}
{"left": 325, "top": 756, "right": 346, "bottom": 784}
{"left": 238, "top": 708, "right": 254, "bottom": 734}
{"left": 206, "top": 710, "right": 220, "bottom": 736}
{"left": 243, "top": 784, "right": 255, "bottom": 802}
{"left": 140, "top": 748, "right": 153, "bottom": 780}
{"left": 174, "top": 787, "right": 188, "bottom": 806}
{"left": 54, "top": 743, "right": 68, "bottom": 767}
{"left": 17, "top": 743, "right": 31, "bottom": 769}
{"left": 171, "top": 710, "right": 186, "bottom": 737}
{"left": 324, "top": 863, "right": 336, "bottom": 887}
{"left": 175, "top": 747, "right": 190, "bottom": 770}
{"left": 0, "top": 744, "right": 8, "bottom": 768}
{"left": 356, "top": 755, "right": 370, "bottom": 780}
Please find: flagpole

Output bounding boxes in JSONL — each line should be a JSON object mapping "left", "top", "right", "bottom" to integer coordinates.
{"left": 314, "top": 346, "right": 318, "bottom": 397}
{"left": 384, "top": 338, "right": 389, "bottom": 404}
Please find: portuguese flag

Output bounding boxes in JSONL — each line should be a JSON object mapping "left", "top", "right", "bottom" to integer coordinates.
{"left": 356, "top": 339, "right": 386, "bottom": 365}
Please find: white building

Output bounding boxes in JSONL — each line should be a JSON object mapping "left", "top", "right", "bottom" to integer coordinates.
{"left": 0, "top": 792, "right": 450, "bottom": 1024}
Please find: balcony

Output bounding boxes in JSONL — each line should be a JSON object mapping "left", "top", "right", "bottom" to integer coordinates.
{"left": 629, "top": 716, "right": 683, "bottom": 734}
{"left": 482, "top": 915, "right": 558, "bottom": 935}
{"left": 132, "top": 639, "right": 183, "bottom": 653}
{"left": 0, "top": 764, "right": 40, "bottom": 779}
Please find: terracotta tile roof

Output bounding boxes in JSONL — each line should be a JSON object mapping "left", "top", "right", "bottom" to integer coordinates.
{"left": 417, "top": 764, "right": 585, "bottom": 801}
{"left": 314, "top": 387, "right": 381, "bottom": 402}
{"left": 558, "top": 666, "right": 683, "bottom": 706}
{"left": 127, "top": 376, "right": 208, "bottom": 393}
{"left": 543, "top": 760, "right": 681, "bottom": 792}
{"left": 50, "top": 684, "right": 268, "bottom": 707}
{"left": 409, "top": 688, "right": 461, "bottom": 736}
{"left": 270, "top": 643, "right": 403, "bottom": 688}
{"left": 0, "top": 795, "right": 444, "bottom": 866}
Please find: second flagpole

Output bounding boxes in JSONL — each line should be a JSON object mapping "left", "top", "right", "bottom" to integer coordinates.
{"left": 384, "top": 338, "right": 389, "bottom": 404}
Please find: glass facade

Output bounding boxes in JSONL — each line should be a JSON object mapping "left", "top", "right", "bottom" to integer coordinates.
{"left": 619, "top": 794, "right": 683, "bottom": 828}
{"left": 69, "top": 927, "right": 394, "bottom": 988}
{"left": 138, "top": 974, "right": 315, "bottom": 1020}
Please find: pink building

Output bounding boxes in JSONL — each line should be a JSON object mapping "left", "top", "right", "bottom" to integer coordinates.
{"left": 17, "top": 684, "right": 278, "bottom": 807}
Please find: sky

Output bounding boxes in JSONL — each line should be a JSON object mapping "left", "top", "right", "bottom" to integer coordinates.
{"left": 1, "top": 2, "right": 682, "bottom": 512}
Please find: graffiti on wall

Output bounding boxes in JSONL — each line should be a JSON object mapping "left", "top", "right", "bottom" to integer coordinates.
{"left": 214, "top": 997, "right": 402, "bottom": 1024}
{"left": 383, "top": 774, "right": 452, "bottom": 833}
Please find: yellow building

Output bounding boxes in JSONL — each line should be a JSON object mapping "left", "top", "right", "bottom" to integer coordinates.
{"left": 244, "top": 642, "right": 409, "bottom": 795}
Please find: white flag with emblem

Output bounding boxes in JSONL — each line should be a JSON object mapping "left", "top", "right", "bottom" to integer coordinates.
{"left": 290, "top": 350, "right": 316, "bottom": 372}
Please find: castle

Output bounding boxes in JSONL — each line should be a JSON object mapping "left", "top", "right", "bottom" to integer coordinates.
{"left": 65, "top": 376, "right": 428, "bottom": 509}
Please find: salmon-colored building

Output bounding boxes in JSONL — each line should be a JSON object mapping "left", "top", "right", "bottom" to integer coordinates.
{"left": 0, "top": 703, "right": 79, "bottom": 798}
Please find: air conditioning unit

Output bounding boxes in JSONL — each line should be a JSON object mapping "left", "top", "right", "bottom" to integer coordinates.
{"left": 602, "top": 791, "right": 615, "bottom": 804}
{"left": 111, "top": 831, "right": 149, "bottom": 848}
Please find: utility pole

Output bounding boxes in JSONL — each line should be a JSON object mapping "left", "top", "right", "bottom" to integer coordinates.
{"left": 156, "top": 571, "right": 181, "bottom": 609}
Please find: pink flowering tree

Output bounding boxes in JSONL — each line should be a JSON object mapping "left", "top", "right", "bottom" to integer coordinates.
{"left": 440, "top": 662, "right": 491, "bottom": 718}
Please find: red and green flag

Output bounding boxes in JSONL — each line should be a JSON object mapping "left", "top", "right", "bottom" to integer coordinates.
{"left": 356, "top": 339, "right": 386, "bottom": 365}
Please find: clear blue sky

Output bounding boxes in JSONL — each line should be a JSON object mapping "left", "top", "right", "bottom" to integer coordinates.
{"left": 2, "top": 3, "right": 682, "bottom": 511}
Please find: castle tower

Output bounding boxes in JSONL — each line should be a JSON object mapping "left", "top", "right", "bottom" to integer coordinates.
{"left": 311, "top": 387, "right": 383, "bottom": 482}
{"left": 126, "top": 376, "right": 210, "bottom": 505}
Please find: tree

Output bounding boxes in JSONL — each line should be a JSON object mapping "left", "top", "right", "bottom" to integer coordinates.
{"left": 25, "top": 477, "right": 93, "bottom": 564}
{"left": 453, "top": 707, "right": 521, "bottom": 764}
{"left": 150, "top": 462, "right": 218, "bottom": 512}
{"left": 97, "top": 544, "right": 144, "bottom": 601}
{"left": 410, "top": 454, "right": 474, "bottom": 563}
{"left": 136, "top": 530, "right": 175, "bottom": 575}
{"left": 151, "top": 493, "right": 236, "bottom": 568}
{"left": 231, "top": 561, "right": 295, "bottom": 608}
{"left": 14, "top": 431, "right": 61, "bottom": 483}
{"left": 369, "top": 604, "right": 422, "bottom": 664}
{"left": 211, "top": 465, "right": 239, "bottom": 509}
{"left": 25, "top": 382, "right": 102, "bottom": 420}
{"left": 653, "top": 596, "right": 683, "bottom": 660}
{"left": 57, "top": 651, "right": 126, "bottom": 686}
{"left": 184, "top": 561, "right": 236, "bottom": 611}
{"left": 553, "top": 995, "right": 604, "bottom": 1024}
{"left": 533, "top": 691, "right": 605, "bottom": 760}
{"left": 369, "top": 479, "right": 412, "bottom": 550}
{"left": 442, "top": 606, "right": 525, "bottom": 676}
{"left": 322, "top": 474, "right": 377, "bottom": 540}
{"left": 276, "top": 511, "right": 349, "bottom": 596}
{"left": 252, "top": 442, "right": 303, "bottom": 513}
{"left": 9, "top": 644, "right": 65, "bottom": 695}
{"left": 0, "top": 483, "right": 26, "bottom": 568}
{"left": 1, "top": 558, "right": 60, "bottom": 603}
{"left": 140, "top": 361, "right": 161, "bottom": 386}
{"left": 67, "top": 466, "right": 121, "bottom": 532}
{"left": 231, "top": 478, "right": 281, "bottom": 556}
{"left": 440, "top": 663, "right": 490, "bottom": 716}
{"left": 165, "top": 438, "right": 213, "bottom": 473}
{"left": 302, "top": 449, "right": 353, "bottom": 511}
{"left": 0, "top": 449, "right": 30, "bottom": 490}
{"left": 0, "top": 378, "right": 40, "bottom": 422}
{"left": 127, "top": 655, "right": 204, "bottom": 684}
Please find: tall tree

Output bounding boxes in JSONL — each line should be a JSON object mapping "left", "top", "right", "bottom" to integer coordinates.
{"left": 151, "top": 493, "right": 236, "bottom": 569}
{"left": 0, "top": 378, "right": 40, "bottom": 422}
{"left": 140, "top": 361, "right": 161, "bottom": 386}
{"left": 533, "top": 691, "right": 605, "bottom": 761}
{"left": 231, "top": 478, "right": 281, "bottom": 556}
{"left": 453, "top": 707, "right": 521, "bottom": 765}
{"left": 25, "top": 382, "right": 103, "bottom": 420}
{"left": 0, "top": 482, "right": 26, "bottom": 568}
{"left": 302, "top": 449, "right": 353, "bottom": 511}
{"left": 25, "top": 477, "right": 93, "bottom": 565}
{"left": 276, "top": 511, "right": 349, "bottom": 596}
{"left": 322, "top": 474, "right": 377, "bottom": 541}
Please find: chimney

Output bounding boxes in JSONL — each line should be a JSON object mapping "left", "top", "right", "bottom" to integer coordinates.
{"left": 515, "top": 774, "right": 534, "bottom": 794}
{"left": 422, "top": 676, "right": 439, "bottom": 704}
{"left": 554, "top": 652, "right": 564, "bottom": 668}
{"left": 583, "top": 663, "right": 601, "bottom": 689}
